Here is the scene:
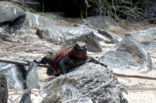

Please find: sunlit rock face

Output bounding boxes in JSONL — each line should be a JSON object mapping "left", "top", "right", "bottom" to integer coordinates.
{"left": 0, "top": 1, "right": 25, "bottom": 24}
{"left": 42, "top": 63, "right": 126, "bottom": 103}
{"left": 23, "top": 12, "right": 55, "bottom": 28}
{"left": 99, "top": 35, "right": 152, "bottom": 70}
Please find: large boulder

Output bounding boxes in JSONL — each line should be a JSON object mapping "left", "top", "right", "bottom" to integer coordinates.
{"left": 42, "top": 63, "right": 127, "bottom": 103}
{"left": 0, "top": 1, "right": 25, "bottom": 33}
{"left": 99, "top": 35, "right": 152, "bottom": 70}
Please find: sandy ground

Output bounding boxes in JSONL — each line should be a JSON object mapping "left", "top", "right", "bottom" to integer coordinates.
{"left": 118, "top": 70, "right": 156, "bottom": 103}
{"left": 1, "top": 24, "right": 156, "bottom": 103}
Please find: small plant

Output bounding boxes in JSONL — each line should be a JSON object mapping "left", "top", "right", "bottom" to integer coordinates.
{"left": 25, "top": 8, "right": 37, "bottom": 13}
{"left": 18, "top": 5, "right": 50, "bottom": 19}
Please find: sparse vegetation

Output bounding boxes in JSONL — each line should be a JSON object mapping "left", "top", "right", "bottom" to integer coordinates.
{"left": 85, "top": 0, "right": 153, "bottom": 21}
{"left": 20, "top": 5, "right": 50, "bottom": 19}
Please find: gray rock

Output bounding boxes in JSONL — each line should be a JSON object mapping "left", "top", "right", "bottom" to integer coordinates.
{"left": 24, "top": 13, "right": 107, "bottom": 52}
{"left": 42, "top": 63, "right": 126, "bottom": 103}
{"left": 0, "top": 63, "right": 25, "bottom": 89}
{"left": 0, "top": 61, "right": 40, "bottom": 89}
{"left": 97, "top": 29, "right": 119, "bottom": 43}
{"left": 37, "top": 26, "right": 102, "bottom": 52}
{"left": 23, "top": 12, "right": 55, "bottom": 28}
{"left": 65, "top": 26, "right": 102, "bottom": 52}
{"left": 23, "top": 12, "right": 71, "bottom": 28}
{"left": 84, "top": 16, "right": 119, "bottom": 29}
{"left": 20, "top": 88, "right": 32, "bottom": 103}
{"left": 36, "top": 27, "right": 63, "bottom": 44}
{"left": 0, "top": 1, "right": 25, "bottom": 33}
{"left": 24, "top": 13, "right": 124, "bottom": 52}
{"left": 0, "top": 1, "right": 25, "bottom": 24}
{"left": 0, "top": 28, "right": 12, "bottom": 41}
{"left": 141, "top": 42, "right": 156, "bottom": 49}
{"left": 84, "top": 16, "right": 121, "bottom": 43}
{"left": 25, "top": 61, "right": 40, "bottom": 89}
{"left": 99, "top": 35, "right": 152, "bottom": 70}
